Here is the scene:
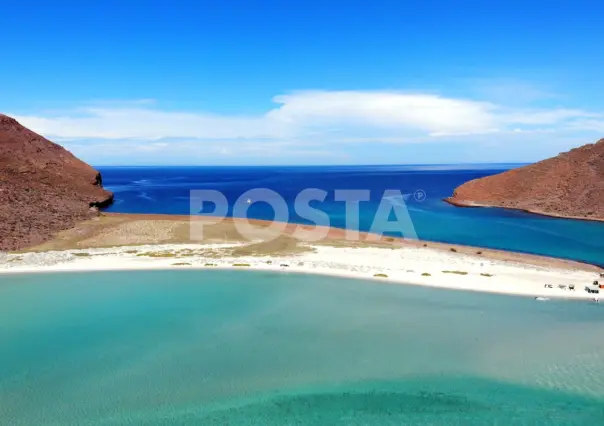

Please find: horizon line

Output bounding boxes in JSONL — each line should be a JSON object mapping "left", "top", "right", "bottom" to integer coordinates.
{"left": 94, "top": 162, "right": 530, "bottom": 168}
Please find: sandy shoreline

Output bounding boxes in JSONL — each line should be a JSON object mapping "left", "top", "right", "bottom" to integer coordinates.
{"left": 100, "top": 213, "right": 602, "bottom": 270}
{"left": 444, "top": 198, "right": 604, "bottom": 224}
{"left": 1, "top": 213, "right": 601, "bottom": 301}
{"left": 1, "top": 241, "right": 601, "bottom": 301}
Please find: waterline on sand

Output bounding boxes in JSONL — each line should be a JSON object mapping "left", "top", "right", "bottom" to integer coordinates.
{"left": 1, "top": 243, "right": 601, "bottom": 300}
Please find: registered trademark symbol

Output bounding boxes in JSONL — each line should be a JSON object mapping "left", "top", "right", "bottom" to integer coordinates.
{"left": 413, "top": 189, "right": 426, "bottom": 202}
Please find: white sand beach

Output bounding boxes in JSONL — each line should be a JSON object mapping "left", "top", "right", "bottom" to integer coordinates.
{"left": 1, "top": 242, "right": 601, "bottom": 301}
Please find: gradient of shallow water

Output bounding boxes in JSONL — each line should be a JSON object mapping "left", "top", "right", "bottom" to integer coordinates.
{"left": 1, "top": 270, "right": 603, "bottom": 425}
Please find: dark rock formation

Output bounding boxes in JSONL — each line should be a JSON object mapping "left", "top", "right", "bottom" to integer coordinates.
{"left": 0, "top": 114, "right": 113, "bottom": 251}
{"left": 445, "top": 138, "right": 604, "bottom": 221}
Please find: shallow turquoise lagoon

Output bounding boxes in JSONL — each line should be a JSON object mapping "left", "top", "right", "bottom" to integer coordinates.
{"left": 1, "top": 270, "right": 603, "bottom": 425}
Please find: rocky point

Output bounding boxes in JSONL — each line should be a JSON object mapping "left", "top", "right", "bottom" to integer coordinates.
{"left": 446, "top": 138, "right": 604, "bottom": 221}
{"left": 0, "top": 114, "right": 113, "bottom": 251}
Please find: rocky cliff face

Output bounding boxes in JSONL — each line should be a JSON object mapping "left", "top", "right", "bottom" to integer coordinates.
{"left": 446, "top": 138, "right": 604, "bottom": 221}
{"left": 0, "top": 114, "right": 113, "bottom": 251}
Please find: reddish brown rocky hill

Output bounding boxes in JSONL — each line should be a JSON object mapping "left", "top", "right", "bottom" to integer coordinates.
{"left": 446, "top": 138, "right": 604, "bottom": 221}
{"left": 0, "top": 114, "right": 113, "bottom": 251}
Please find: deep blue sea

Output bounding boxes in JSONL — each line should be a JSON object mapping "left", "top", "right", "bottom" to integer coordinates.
{"left": 98, "top": 165, "right": 604, "bottom": 266}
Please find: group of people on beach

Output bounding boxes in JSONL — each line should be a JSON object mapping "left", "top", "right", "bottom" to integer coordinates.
{"left": 590, "top": 273, "right": 604, "bottom": 303}
{"left": 544, "top": 273, "right": 603, "bottom": 303}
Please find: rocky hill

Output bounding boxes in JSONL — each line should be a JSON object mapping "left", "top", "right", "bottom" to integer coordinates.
{"left": 0, "top": 114, "right": 113, "bottom": 251}
{"left": 446, "top": 138, "right": 604, "bottom": 221}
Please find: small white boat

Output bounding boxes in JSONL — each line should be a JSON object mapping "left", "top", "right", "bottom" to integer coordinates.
{"left": 246, "top": 198, "right": 252, "bottom": 204}
{"left": 535, "top": 297, "right": 550, "bottom": 301}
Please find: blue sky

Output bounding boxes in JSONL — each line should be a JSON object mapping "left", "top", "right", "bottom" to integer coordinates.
{"left": 2, "top": 0, "right": 604, "bottom": 165}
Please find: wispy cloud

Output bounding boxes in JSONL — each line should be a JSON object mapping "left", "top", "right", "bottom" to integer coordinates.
{"left": 12, "top": 90, "right": 600, "bottom": 141}
{"left": 464, "top": 78, "right": 560, "bottom": 105}
{"left": 8, "top": 89, "right": 604, "bottom": 164}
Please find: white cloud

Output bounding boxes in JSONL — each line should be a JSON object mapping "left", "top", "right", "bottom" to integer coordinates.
{"left": 566, "top": 118, "right": 604, "bottom": 133}
{"left": 60, "top": 138, "right": 347, "bottom": 166}
{"left": 12, "top": 90, "right": 582, "bottom": 142}
{"left": 267, "top": 91, "right": 499, "bottom": 136}
{"left": 498, "top": 108, "right": 599, "bottom": 126}
{"left": 14, "top": 108, "right": 288, "bottom": 140}
{"left": 8, "top": 90, "right": 604, "bottom": 164}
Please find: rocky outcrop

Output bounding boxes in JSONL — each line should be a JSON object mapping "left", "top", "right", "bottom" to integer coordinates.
{"left": 0, "top": 114, "right": 113, "bottom": 251}
{"left": 445, "top": 138, "right": 604, "bottom": 221}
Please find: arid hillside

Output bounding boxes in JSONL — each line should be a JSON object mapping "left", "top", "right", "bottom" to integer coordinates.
{"left": 0, "top": 114, "right": 113, "bottom": 250}
{"left": 446, "top": 138, "right": 604, "bottom": 221}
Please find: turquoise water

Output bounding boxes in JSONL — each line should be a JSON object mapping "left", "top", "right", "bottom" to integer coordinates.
{"left": 1, "top": 270, "right": 603, "bottom": 425}
{"left": 99, "top": 165, "right": 604, "bottom": 266}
